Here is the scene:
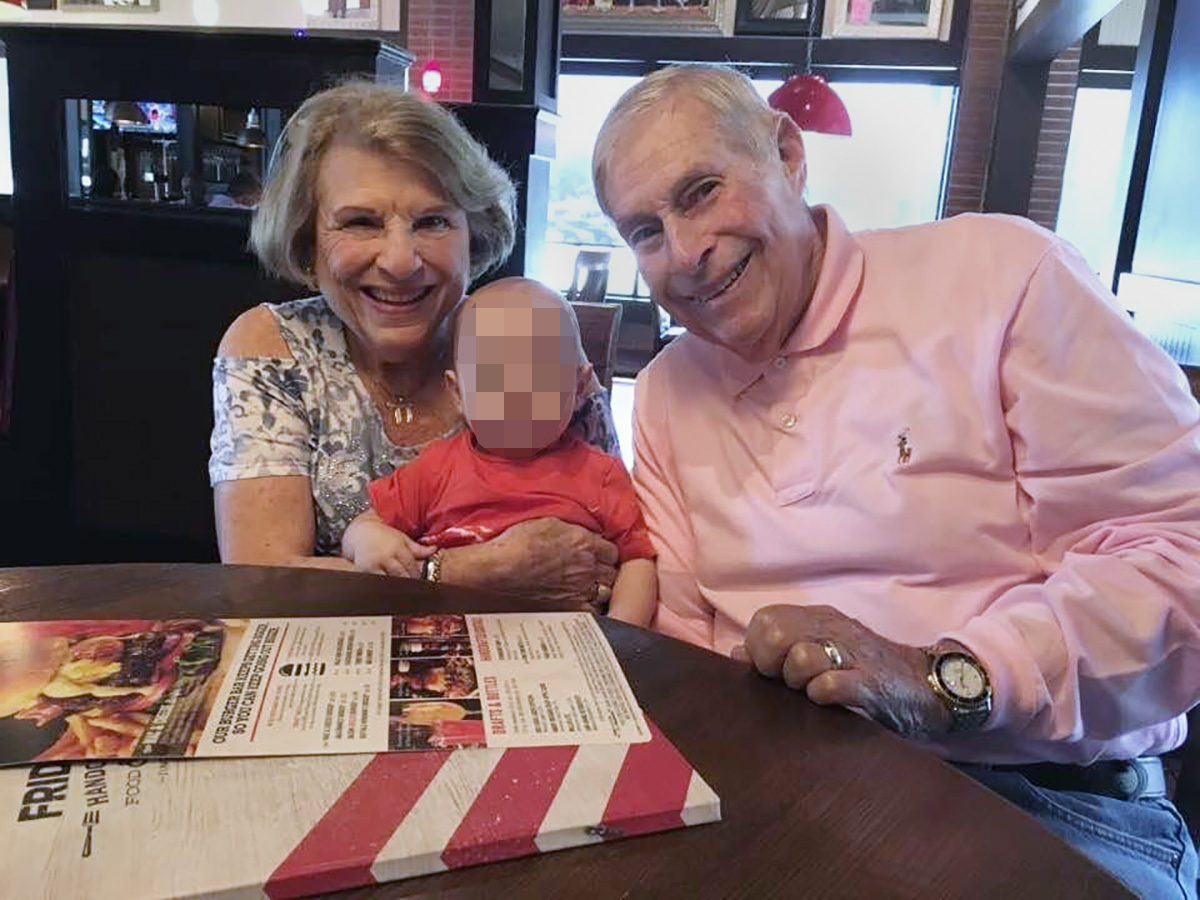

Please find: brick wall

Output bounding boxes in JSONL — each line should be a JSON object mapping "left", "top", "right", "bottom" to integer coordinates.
{"left": 406, "top": 0, "right": 474, "bottom": 102}
{"left": 943, "top": 0, "right": 1013, "bottom": 217}
{"left": 1026, "top": 42, "right": 1081, "bottom": 230}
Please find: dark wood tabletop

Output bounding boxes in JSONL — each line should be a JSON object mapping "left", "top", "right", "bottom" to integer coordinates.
{"left": 0, "top": 564, "right": 1133, "bottom": 900}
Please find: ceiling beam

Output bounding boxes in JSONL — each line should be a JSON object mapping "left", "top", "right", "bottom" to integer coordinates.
{"left": 1010, "top": 0, "right": 1123, "bottom": 62}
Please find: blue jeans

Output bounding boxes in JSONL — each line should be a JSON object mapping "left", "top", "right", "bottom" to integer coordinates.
{"left": 958, "top": 764, "right": 1198, "bottom": 900}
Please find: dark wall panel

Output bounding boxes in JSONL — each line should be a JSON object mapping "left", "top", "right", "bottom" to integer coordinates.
{"left": 69, "top": 254, "right": 303, "bottom": 560}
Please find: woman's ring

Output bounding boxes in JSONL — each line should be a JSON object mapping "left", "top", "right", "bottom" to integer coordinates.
{"left": 595, "top": 583, "right": 613, "bottom": 606}
{"left": 819, "top": 640, "right": 846, "bottom": 670}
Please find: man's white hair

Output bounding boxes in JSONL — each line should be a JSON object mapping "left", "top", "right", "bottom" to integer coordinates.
{"left": 592, "top": 64, "right": 780, "bottom": 216}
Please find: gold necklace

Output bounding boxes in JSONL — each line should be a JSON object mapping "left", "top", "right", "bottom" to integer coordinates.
{"left": 353, "top": 338, "right": 451, "bottom": 430}
{"left": 381, "top": 394, "right": 417, "bottom": 426}
{"left": 362, "top": 372, "right": 419, "bottom": 426}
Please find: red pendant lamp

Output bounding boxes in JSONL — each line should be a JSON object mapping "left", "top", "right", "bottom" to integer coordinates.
{"left": 0, "top": 0, "right": 28, "bottom": 17}
{"left": 769, "top": 74, "right": 851, "bottom": 136}
{"left": 420, "top": 60, "right": 443, "bottom": 96}
{"left": 767, "top": 14, "right": 851, "bottom": 137}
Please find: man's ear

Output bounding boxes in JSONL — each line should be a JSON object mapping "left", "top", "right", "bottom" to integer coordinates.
{"left": 775, "top": 111, "right": 808, "bottom": 192}
{"left": 444, "top": 369, "right": 464, "bottom": 416}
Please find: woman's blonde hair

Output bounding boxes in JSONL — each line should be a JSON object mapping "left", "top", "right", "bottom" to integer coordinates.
{"left": 592, "top": 64, "right": 779, "bottom": 215}
{"left": 251, "top": 80, "right": 517, "bottom": 286}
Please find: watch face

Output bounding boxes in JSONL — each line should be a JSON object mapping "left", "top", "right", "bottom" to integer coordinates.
{"left": 937, "top": 655, "right": 986, "bottom": 701}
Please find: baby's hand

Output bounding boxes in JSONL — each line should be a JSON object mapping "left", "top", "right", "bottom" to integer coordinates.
{"left": 342, "top": 511, "right": 435, "bottom": 578}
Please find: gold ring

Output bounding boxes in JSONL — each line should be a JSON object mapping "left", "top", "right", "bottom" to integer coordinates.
{"left": 595, "top": 583, "right": 613, "bottom": 606}
{"left": 819, "top": 640, "right": 846, "bottom": 670}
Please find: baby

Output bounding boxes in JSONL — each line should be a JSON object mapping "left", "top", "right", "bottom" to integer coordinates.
{"left": 342, "top": 277, "right": 657, "bottom": 626}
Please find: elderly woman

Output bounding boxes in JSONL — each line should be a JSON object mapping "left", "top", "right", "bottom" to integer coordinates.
{"left": 210, "top": 81, "right": 620, "bottom": 608}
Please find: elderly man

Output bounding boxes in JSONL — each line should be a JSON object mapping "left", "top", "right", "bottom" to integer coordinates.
{"left": 594, "top": 64, "right": 1200, "bottom": 897}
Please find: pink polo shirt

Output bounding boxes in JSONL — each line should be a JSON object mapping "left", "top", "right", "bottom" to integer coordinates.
{"left": 633, "top": 206, "right": 1200, "bottom": 765}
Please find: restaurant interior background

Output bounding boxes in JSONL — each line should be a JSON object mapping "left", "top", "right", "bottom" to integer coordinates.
{"left": 0, "top": 0, "right": 1194, "bottom": 567}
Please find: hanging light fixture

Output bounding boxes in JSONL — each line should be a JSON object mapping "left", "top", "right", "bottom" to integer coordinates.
{"left": 106, "top": 101, "right": 149, "bottom": 127}
{"left": 237, "top": 109, "right": 267, "bottom": 148}
{"left": 767, "top": 6, "right": 851, "bottom": 136}
{"left": 415, "top": 4, "right": 445, "bottom": 99}
{"left": 0, "top": 1, "right": 28, "bottom": 19}
{"left": 420, "top": 60, "right": 443, "bottom": 96}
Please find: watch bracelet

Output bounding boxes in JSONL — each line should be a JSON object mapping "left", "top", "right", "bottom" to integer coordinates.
{"left": 421, "top": 550, "right": 444, "bottom": 584}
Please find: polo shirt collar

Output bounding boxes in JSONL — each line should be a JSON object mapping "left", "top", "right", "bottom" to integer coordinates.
{"left": 714, "top": 205, "right": 864, "bottom": 397}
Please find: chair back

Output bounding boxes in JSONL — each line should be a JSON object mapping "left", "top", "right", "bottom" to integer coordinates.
{"left": 567, "top": 249, "right": 610, "bottom": 305}
{"left": 1182, "top": 365, "right": 1200, "bottom": 401}
{"left": 572, "top": 301, "right": 623, "bottom": 391}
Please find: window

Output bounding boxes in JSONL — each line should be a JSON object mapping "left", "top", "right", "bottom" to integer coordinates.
{"left": 1056, "top": 87, "right": 1133, "bottom": 287}
{"left": 752, "top": 79, "right": 957, "bottom": 232}
{"left": 541, "top": 73, "right": 957, "bottom": 299}
{"left": 541, "top": 74, "right": 642, "bottom": 299}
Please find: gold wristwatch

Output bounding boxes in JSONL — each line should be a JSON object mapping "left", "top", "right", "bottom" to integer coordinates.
{"left": 925, "top": 644, "right": 992, "bottom": 733}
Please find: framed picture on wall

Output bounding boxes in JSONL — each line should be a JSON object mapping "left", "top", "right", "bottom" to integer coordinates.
{"left": 735, "top": 0, "right": 822, "bottom": 36}
{"left": 823, "top": 0, "right": 952, "bottom": 39}
{"left": 60, "top": 0, "right": 160, "bottom": 10}
{"left": 305, "top": 0, "right": 380, "bottom": 30}
{"left": 561, "top": 0, "right": 735, "bottom": 36}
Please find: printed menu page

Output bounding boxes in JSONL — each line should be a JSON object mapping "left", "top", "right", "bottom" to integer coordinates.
{"left": 468, "top": 613, "right": 649, "bottom": 747}
{"left": 0, "top": 613, "right": 648, "bottom": 765}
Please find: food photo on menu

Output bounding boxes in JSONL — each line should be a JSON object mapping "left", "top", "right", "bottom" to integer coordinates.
{"left": 390, "top": 655, "right": 479, "bottom": 699}
{"left": 0, "top": 619, "right": 243, "bottom": 764}
{"left": 388, "top": 613, "right": 484, "bottom": 749}
{"left": 390, "top": 698, "right": 486, "bottom": 750}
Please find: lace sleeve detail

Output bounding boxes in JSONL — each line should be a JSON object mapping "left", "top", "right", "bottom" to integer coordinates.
{"left": 570, "top": 387, "right": 622, "bottom": 459}
{"left": 209, "top": 356, "right": 315, "bottom": 485}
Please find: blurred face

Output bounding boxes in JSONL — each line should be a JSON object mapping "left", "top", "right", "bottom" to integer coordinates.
{"left": 314, "top": 142, "right": 471, "bottom": 363}
{"left": 604, "top": 98, "right": 818, "bottom": 364}
{"left": 453, "top": 282, "right": 584, "bottom": 458}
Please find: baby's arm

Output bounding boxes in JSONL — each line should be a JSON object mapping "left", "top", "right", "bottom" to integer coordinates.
{"left": 607, "top": 558, "right": 658, "bottom": 627}
{"left": 342, "top": 509, "right": 435, "bottom": 577}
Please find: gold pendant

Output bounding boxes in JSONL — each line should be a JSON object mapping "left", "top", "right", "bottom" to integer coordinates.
{"left": 393, "top": 405, "right": 415, "bottom": 426}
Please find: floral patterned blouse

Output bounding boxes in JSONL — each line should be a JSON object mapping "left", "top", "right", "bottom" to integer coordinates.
{"left": 209, "top": 296, "right": 621, "bottom": 556}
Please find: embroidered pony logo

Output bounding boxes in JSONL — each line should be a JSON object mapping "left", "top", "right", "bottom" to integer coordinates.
{"left": 897, "top": 428, "right": 913, "bottom": 464}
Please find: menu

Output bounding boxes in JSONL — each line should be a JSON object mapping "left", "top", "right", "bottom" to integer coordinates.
{"left": 0, "top": 613, "right": 650, "bottom": 765}
{"left": 0, "top": 722, "right": 721, "bottom": 900}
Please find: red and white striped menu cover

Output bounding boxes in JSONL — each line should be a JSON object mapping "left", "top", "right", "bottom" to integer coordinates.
{"left": 0, "top": 720, "right": 719, "bottom": 900}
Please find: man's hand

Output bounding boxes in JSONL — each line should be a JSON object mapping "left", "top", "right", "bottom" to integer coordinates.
{"left": 342, "top": 510, "right": 435, "bottom": 578}
{"left": 734, "top": 605, "right": 951, "bottom": 739}
{"left": 439, "top": 518, "right": 619, "bottom": 612}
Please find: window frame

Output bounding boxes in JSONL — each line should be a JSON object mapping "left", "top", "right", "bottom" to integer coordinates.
{"left": 1078, "top": 21, "right": 1136, "bottom": 90}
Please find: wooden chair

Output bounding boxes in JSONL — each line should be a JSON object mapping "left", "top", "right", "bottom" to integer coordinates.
{"left": 565, "top": 249, "right": 610, "bottom": 306}
{"left": 571, "top": 301, "right": 623, "bottom": 392}
{"left": 1182, "top": 364, "right": 1200, "bottom": 401}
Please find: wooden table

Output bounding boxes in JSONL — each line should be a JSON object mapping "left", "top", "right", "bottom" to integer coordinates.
{"left": 0, "top": 564, "right": 1133, "bottom": 900}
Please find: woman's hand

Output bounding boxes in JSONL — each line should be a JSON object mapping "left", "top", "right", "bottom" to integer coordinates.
{"left": 342, "top": 510, "right": 436, "bottom": 578}
{"left": 440, "top": 518, "right": 619, "bottom": 612}
{"left": 733, "top": 605, "right": 951, "bottom": 739}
